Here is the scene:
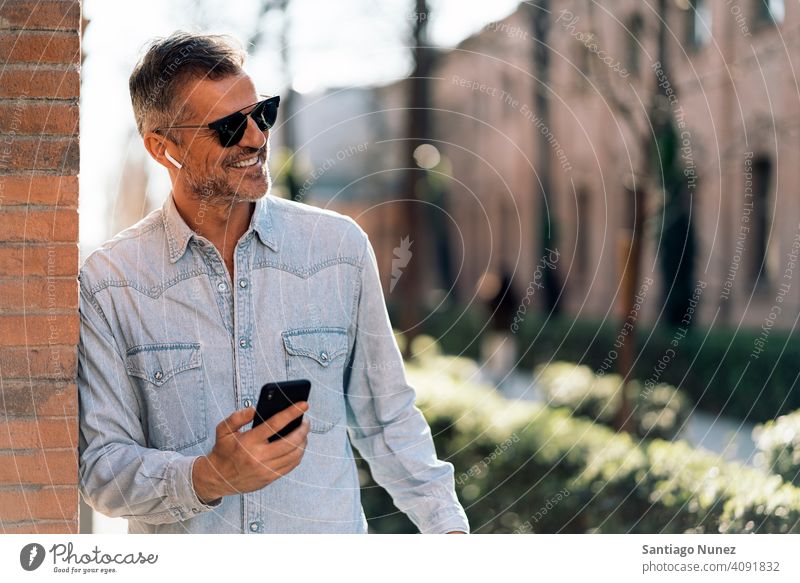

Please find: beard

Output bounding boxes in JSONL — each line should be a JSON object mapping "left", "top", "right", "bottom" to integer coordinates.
{"left": 183, "top": 147, "right": 271, "bottom": 206}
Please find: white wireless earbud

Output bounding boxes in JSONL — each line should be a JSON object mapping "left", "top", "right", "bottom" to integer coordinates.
{"left": 164, "top": 150, "right": 182, "bottom": 169}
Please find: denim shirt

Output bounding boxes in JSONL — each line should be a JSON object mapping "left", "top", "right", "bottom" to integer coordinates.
{"left": 77, "top": 193, "right": 469, "bottom": 534}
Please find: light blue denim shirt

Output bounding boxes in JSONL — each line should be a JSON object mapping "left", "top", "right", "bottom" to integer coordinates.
{"left": 77, "top": 193, "right": 469, "bottom": 534}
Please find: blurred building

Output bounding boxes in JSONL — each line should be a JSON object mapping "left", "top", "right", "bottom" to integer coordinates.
{"left": 338, "top": 0, "right": 799, "bottom": 330}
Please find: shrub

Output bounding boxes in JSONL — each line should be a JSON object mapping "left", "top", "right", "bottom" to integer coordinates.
{"left": 358, "top": 357, "right": 800, "bottom": 533}
{"left": 753, "top": 410, "right": 800, "bottom": 487}
{"left": 534, "top": 361, "right": 691, "bottom": 440}
{"left": 515, "top": 314, "right": 800, "bottom": 423}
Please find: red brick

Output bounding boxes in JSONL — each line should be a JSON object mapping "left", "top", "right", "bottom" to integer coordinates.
{"left": 0, "top": 101, "right": 78, "bottom": 135}
{"left": 0, "top": 345, "right": 77, "bottom": 379}
{"left": 0, "top": 418, "right": 76, "bottom": 449}
{"left": 2, "top": 519, "right": 77, "bottom": 534}
{"left": 0, "top": 5, "right": 81, "bottom": 536}
{"left": 0, "top": 208, "right": 78, "bottom": 242}
{"left": 0, "top": 314, "right": 79, "bottom": 347}
{"left": 0, "top": 244, "right": 78, "bottom": 277}
{"left": 0, "top": 382, "right": 77, "bottom": 416}
{"left": 0, "top": 137, "right": 79, "bottom": 172}
{"left": 0, "top": 486, "right": 77, "bottom": 521}
{"left": 0, "top": 449, "right": 77, "bottom": 484}
{"left": 0, "top": 67, "right": 79, "bottom": 98}
{"left": 0, "top": 1, "right": 81, "bottom": 32}
{"left": 0, "top": 278, "right": 77, "bottom": 311}
{"left": 0, "top": 175, "right": 78, "bottom": 206}
{"left": 0, "top": 31, "right": 80, "bottom": 64}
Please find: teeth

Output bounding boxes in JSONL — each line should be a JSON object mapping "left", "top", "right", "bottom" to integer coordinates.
{"left": 231, "top": 156, "right": 259, "bottom": 168}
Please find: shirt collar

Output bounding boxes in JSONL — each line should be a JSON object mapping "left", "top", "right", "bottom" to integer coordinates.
{"left": 162, "top": 193, "right": 279, "bottom": 264}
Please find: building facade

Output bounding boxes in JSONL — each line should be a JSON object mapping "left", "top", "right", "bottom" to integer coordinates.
{"left": 407, "top": 0, "right": 799, "bottom": 329}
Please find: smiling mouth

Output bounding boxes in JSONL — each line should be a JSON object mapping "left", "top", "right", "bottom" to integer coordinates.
{"left": 229, "top": 155, "right": 261, "bottom": 169}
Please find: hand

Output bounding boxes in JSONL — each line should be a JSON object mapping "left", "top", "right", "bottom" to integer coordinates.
{"left": 192, "top": 403, "right": 310, "bottom": 503}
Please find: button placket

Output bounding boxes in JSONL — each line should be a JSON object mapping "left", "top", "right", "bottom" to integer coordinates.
{"left": 232, "top": 238, "right": 258, "bottom": 535}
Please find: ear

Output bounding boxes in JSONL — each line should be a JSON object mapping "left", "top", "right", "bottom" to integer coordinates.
{"left": 143, "top": 131, "right": 181, "bottom": 171}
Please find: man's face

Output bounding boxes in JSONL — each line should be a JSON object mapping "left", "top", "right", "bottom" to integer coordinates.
{"left": 170, "top": 73, "right": 271, "bottom": 205}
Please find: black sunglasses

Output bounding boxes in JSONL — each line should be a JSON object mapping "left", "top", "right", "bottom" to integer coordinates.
{"left": 155, "top": 95, "right": 280, "bottom": 147}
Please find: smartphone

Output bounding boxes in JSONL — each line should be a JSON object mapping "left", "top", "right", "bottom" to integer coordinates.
{"left": 252, "top": 379, "right": 311, "bottom": 442}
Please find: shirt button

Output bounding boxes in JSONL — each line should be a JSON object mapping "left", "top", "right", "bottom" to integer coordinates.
{"left": 153, "top": 370, "right": 164, "bottom": 381}
{"left": 238, "top": 279, "right": 248, "bottom": 288}
{"left": 239, "top": 338, "right": 250, "bottom": 348}
{"left": 217, "top": 282, "right": 227, "bottom": 292}
{"left": 249, "top": 521, "right": 260, "bottom": 532}
{"left": 243, "top": 398, "right": 252, "bottom": 408}
{"left": 320, "top": 351, "right": 329, "bottom": 362}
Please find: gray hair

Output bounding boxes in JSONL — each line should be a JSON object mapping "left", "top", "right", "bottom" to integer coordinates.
{"left": 129, "top": 31, "right": 246, "bottom": 141}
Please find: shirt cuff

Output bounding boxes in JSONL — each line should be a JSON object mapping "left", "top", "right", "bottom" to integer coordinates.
{"left": 167, "top": 455, "right": 224, "bottom": 520}
{"left": 420, "top": 507, "right": 470, "bottom": 534}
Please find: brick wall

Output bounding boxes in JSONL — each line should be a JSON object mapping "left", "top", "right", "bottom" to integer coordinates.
{"left": 0, "top": 0, "right": 81, "bottom": 534}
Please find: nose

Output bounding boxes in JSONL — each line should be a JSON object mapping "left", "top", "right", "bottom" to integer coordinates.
{"left": 239, "top": 115, "right": 268, "bottom": 150}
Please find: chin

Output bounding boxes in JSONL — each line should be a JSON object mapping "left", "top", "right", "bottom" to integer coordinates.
{"left": 219, "top": 159, "right": 271, "bottom": 200}
{"left": 232, "top": 177, "right": 270, "bottom": 202}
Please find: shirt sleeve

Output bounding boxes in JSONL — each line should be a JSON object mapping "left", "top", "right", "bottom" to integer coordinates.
{"left": 77, "top": 281, "right": 222, "bottom": 525}
{"left": 344, "top": 230, "right": 470, "bottom": 534}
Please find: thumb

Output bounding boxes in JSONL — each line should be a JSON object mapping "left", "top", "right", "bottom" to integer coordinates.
{"left": 216, "top": 407, "right": 256, "bottom": 438}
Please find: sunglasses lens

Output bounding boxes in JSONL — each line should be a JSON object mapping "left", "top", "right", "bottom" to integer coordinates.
{"left": 211, "top": 97, "right": 279, "bottom": 147}
{"left": 215, "top": 112, "right": 247, "bottom": 147}
{"left": 252, "top": 98, "right": 279, "bottom": 131}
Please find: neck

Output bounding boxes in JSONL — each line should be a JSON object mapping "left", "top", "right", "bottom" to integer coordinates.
{"left": 172, "top": 192, "right": 255, "bottom": 270}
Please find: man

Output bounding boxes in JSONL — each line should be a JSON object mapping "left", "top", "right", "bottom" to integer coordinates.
{"left": 77, "top": 32, "right": 469, "bottom": 534}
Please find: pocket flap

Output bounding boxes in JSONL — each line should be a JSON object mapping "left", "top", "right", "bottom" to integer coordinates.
{"left": 125, "top": 342, "right": 202, "bottom": 386}
{"left": 281, "top": 327, "right": 348, "bottom": 367}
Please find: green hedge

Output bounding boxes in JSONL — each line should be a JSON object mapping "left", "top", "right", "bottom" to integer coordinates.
{"left": 514, "top": 314, "right": 800, "bottom": 423}
{"left": 754, "top": 410, "right": 800, "bottom": 487}
{"left": 387, "top": 300, "right": 487, "bottom": 361}
{"left": 358, "top": 360, "right": 800, "bottom": 533}
{"left": 534, "top": 361, "right": 691, "bottom": 440}
{"left": 391, "top": 300, "right": 800, "bottom": 424}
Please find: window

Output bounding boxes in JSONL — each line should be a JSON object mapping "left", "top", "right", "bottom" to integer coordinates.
{"left": 577, "top": 41, "right": 591, "bottom": 76}
{"left": 502, "top": 72, "right": 514, "bottom": 119}
{"left": 757, "top": 0, "right": 785, "bottom": 24}
{"left": 687, "top": 0, "right": 711, "bottom": 49}
{"left": 576, "top": 189, "right": 591, "bottom": 289}
{"left": 626, "top": 14, "right": 644, "bottom": 76}
{"left": 751, "top": 157, "right": 773, "bottom": 286}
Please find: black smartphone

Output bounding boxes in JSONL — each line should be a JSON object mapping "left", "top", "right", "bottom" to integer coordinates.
{"left": 252, "top": 379, "right": 311, "bottom": 442}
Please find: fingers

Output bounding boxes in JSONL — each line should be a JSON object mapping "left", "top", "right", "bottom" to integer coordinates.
{"left": 256, "top": 421, "right": 310, "bottom": 477}
{"left": 254, "top": 454, "right": 301, "bottom": 483}
{"left": 216, "top": 406, "right": 256, "bottom": 439}
{"left": 249, "top": 401, "right": 309, "bottom": 442}
{"left": 214, "top": 416, "right": 309, "bottom": 492}
{"left": 262, "top": 418, "right": 310, "bottom": 456}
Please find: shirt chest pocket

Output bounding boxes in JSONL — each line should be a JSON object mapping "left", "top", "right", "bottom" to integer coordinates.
{"left": 124, "top": 342, "right": 208, "bottom": 452}
{"left": 282, "top": 327, "right": 349, "bottom": 434}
